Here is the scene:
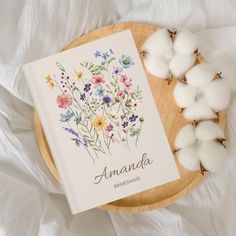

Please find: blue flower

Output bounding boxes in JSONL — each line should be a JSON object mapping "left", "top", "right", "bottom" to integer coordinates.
{"left": 59, "top": 110, "right": 74, "bottom": 122}
{"left": 101, "top": 60, "right": 106, "bottom": 65}
{"left": 119, "top": 55, "right": 134, "bottom": 68}
{"left": 122, "top": 121, "right": 128, "bottom": 128}
{"left": 102, "top": 52, "right": 109, "bottom": 60}
{"left": 84, "top": 83, "right": 91, "bottom": 92}
{"left": 103, "top": 95, "right": 112, "bottom": 104}
{"left": 129, "top": 114, "right": 138, "bottom": 122}
{"left": 95, "top": 86, "right": 105, "bottom": 97}
{"left": 94, "top": 50, "right": 101, "bottom": 57}
{"left": 80, "top": 93, "right": 86, "bottom": 101}
{"left": 75, "top": 115, "right": 82, "bottom": 124}
{"left": 112, "top": 66, "right": 123, "bottom": 76}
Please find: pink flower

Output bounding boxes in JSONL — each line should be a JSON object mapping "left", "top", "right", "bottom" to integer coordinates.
{"left": 116, "top": 90, "right": 123, "bottom": 97}
{"left": 91, "top": 75, "right": 105, "bottom": 87}
{"left": 124, "top": 80, "right": 132, "bottom": 90}
{"left": 120, "top": 115, "right": 126, "bottom": 120}
{"left": 120, "top": 75, "right": 128, "bottom": 83}
{"left": 56, "top": 93, "right": 72, "bottom": 109}
{"left": 106, "top": 124, "right": 113, "bottom": 132}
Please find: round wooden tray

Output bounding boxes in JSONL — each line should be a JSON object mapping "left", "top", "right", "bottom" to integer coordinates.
{"left": 34, "top": 22, "right": 226, "bottom": 212}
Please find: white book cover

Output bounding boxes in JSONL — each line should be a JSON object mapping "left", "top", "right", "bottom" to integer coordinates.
{"left": 23, "top": 30, "right": 180, "bottom": 214}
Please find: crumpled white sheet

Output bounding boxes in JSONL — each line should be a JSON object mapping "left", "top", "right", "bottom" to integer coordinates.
{"left": 0, "top": 0, "right": 236, "bottom": 235}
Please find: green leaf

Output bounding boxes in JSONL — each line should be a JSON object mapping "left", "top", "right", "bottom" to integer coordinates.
{"left": 93, "top": 70, "right": 101, "bottom": 75}
{"left": 107, "top": 57, "right": 115, "bottom": 65}
{"left": 99, "top": 65, "right": 107, "bottom": 71}
{"left": 88, "top": 63, "right": 94, "bottom": 69}
{"left": 56, "top": 62, "right": 65, "bottom": 72}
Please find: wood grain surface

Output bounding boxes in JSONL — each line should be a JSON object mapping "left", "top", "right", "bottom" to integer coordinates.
{"left": 34, "top": 22, "right": 226, "bottom": 213}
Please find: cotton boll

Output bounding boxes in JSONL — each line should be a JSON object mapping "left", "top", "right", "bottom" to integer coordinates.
{"left": 175, "top": 124, "right": 196, "bottom": 149}
{"left": 177, "top": 146, "right": 200, "bottom": 171}
{"left": 141, "top": 29, "right": 173, "bottom": 55}
{"left": 183, "top": 98, "right": 217, "bottom": 121}
{"left": 195, "top": 120, "right": 224, "bottom": 141}
{"left": 173, "top": 82, "right": 197, "bottom": 108}
{"left": 199, "top": 140, "right": 226, "bottom": 172}
{"left": 143, "top": 54, "right": 169, "bottom": 79}
{"left": 169, "top": 53, "right": 196, "bottom": 78}
{"left": 204, "top": 78, "right": 231, "bottom": 111}
{"left": 186, "top": 63, "right": 216, "bottom": 87}
{"left": 174, "top": 28, "right": 198, "bottom": 55}
{"left": 164, "top": 49, "right": 175, "bottom": 62}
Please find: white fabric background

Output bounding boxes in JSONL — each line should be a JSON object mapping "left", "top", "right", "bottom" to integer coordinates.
{"left": 0, "top": 0, "right": 236, "bottom": 235}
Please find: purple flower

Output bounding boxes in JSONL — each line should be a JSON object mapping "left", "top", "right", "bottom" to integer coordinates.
{"left": 101, "top": 60, "right": 106, "bottom": 65}
{"left": 122, "top": 121, "right": 128, "bottom": 128}
{"left": 71, "top": 138, "right": 81, "bottom": 147}
{"left": 80, "top": 93, "right": 86, "bottom": 101}
{"left": 129, "top": 114, "right": 138, "bottom": 122}
{"left": 84, "top": 83, "right": 91, "bottom": 92}
{"left": 83, "top": 137, "right": 88, "bottom": 147}
{"left": 112, "top": 67, "right": 123, "bottom": 75}
{"left": 110, "top": 49, "right": 114, "bottom": 54}
{"left": 63, "top": 127, "right": 80, "bottom": 138}
{"left": 102, "top": 52, "right": 109, "bottom": 60}
{"left": 103, "top": 95, "right": 111, "bottom": 104}
{"left": 94, "top": 51, "right": 101, "bottom": 57}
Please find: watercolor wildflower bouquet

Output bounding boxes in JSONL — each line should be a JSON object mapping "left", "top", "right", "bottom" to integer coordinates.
{"left": 45, "top": 49, "right": 144, "bottom": 162}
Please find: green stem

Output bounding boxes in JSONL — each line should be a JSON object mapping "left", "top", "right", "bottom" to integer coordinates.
{"left": 102, "top": 130, "right": 111, "bottom": 155}
{"left": 135, "top": 122, "right": 143, "bottom": 147}
{"left": 80, "top": 121, "right": 106, "bottom": 154}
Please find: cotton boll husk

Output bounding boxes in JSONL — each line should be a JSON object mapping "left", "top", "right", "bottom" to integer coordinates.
{"left": 174, "top": 28, "right": 198, "bottom": 55}
{"left": 204, "top": 78, "right": 231, "bottom": 111}
{"left": 173, "top": 82, "right": 197, "bottom": 108}
{"left": 177, "top": 145, "right": 200, "bottom": 171}
{"left": 175, "top": 124, "right": 196, "bottom": 149}
{"left": 143, "top": 54, "right": 169, "bottom": 79}
{"left": 183, "top": 98, "right": 217, "bottom": 121}
{"left": 141, "top": 29, "right": 173, "bottom": 55}
{"left": 169, "top": 53, "right": 196, "bottom": 77}
{"left": 186, "top": 63, "right": 216, "bottom": 87}
{"left": 199, "top": 140, "right": 226, "bottom": 172}
{"left": 195, "top": 120, "right": 225, "bottom": 141}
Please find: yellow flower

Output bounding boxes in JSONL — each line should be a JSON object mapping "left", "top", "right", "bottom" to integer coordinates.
{"left": 74, "top": 69, "right": 83, "bottom": 80}
{"left": 45, "top": 74, "right": 52, "bottom": 83}
{"left": 45, "top": 75, "right": 54, "bottom": 88}
{"left": 92, "top": 116, "right": 106, "bottom": 131}
{"left": 48, "top": 80, "right": 55, "bottom": 89}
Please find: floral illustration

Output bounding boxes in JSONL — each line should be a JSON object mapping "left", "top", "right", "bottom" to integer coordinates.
{"left": 45, "top": 49, "right": 144, "bottom": 163}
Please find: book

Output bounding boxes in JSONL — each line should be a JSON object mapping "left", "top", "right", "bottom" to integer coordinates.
{"left": 23, "top": 29, "right": 180, "bottom": 214}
